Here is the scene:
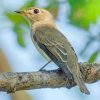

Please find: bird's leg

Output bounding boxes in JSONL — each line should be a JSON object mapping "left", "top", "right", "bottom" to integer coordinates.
{"left": 39, "top": 60, "right": 52, "bottom": 71}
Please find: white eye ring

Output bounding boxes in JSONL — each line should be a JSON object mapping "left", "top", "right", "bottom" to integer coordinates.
{"left": 34, "top": 9, "right": 39, "bottom": 14}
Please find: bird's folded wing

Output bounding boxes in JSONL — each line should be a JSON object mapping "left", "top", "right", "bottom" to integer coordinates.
{"left": 43, "top": 39, "right": 68, "bottom": 62}
{"left": 37, "top": 32, "right": 68, "bottom": 63}
{"left": 34, "top": 27, "right": 74, "bottom": 76}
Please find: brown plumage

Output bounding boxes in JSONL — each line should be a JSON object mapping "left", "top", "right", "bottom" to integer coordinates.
{"left": 15, "top": 7, "right": 90, "bottom": 94}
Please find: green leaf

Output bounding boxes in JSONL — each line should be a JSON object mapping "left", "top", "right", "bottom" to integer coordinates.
{"left": 17, "top": 33, "right": 25, "bottom": 47}
{"left": 5, "top": 12, "right": 28, "bottom": 26}
{"left": 14, "top": 26, "right": 26, "bottom": 47}
{"left": 88, "top": 50, "right": 100, "bottom": 63}
{"left": 68, "top": 0, "right": 100, "bottom": 30}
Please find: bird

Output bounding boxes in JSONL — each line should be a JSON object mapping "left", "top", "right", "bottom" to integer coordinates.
{"left": 15, "top": 7, "right": 90, "bottom": 95}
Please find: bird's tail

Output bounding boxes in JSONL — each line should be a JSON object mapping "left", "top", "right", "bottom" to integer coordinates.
{"left": 73, "top": 74, "right": 90, "bottom": 95}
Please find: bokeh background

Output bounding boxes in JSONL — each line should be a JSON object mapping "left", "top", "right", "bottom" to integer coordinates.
{"left": 0, "top": 0, "right": 100, "bottom": 100}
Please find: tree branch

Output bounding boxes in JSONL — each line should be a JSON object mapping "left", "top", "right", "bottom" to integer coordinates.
{"left": 0, "top": 62, "right": 100, "bottom": 93}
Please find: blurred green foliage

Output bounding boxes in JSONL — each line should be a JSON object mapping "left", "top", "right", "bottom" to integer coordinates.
{"left": 68, "top": 0, "right": 100, "bottom": 61}
{"left": 88, "top": 50, "right": 100, "bottom": 63}
{"left": 68, "top": 0, "right": 100, "bottom": 30}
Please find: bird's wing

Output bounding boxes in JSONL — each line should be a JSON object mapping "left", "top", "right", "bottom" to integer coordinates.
{"left": 33, "top": 26, "right": 76, "bottom": 76}
{"left": 34, "top": 27, "right": 68, "bottom": 62}
{"left": 42, "top": 38, "right": 68, "bottom": 62}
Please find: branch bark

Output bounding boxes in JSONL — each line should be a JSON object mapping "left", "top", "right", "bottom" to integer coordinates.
{"left": 0, "top": 62, "right": 100, "bottom": 93}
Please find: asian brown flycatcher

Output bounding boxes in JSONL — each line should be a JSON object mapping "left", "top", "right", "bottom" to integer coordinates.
{"left": 15, "top": 7, "right": 90, "bottom": 95}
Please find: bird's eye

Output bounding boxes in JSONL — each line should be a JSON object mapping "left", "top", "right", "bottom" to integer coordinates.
{"left": 34, "top": 9, "right": 39, "bottom": 14}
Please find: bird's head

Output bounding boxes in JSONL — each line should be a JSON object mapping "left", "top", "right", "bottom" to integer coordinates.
{"left": 15, "top": 7, "right": 54, "bottom": 25}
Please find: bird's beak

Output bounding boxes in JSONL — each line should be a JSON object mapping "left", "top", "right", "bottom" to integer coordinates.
{"left": 14, "top": 10, "right": 26, "bottom": 16}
